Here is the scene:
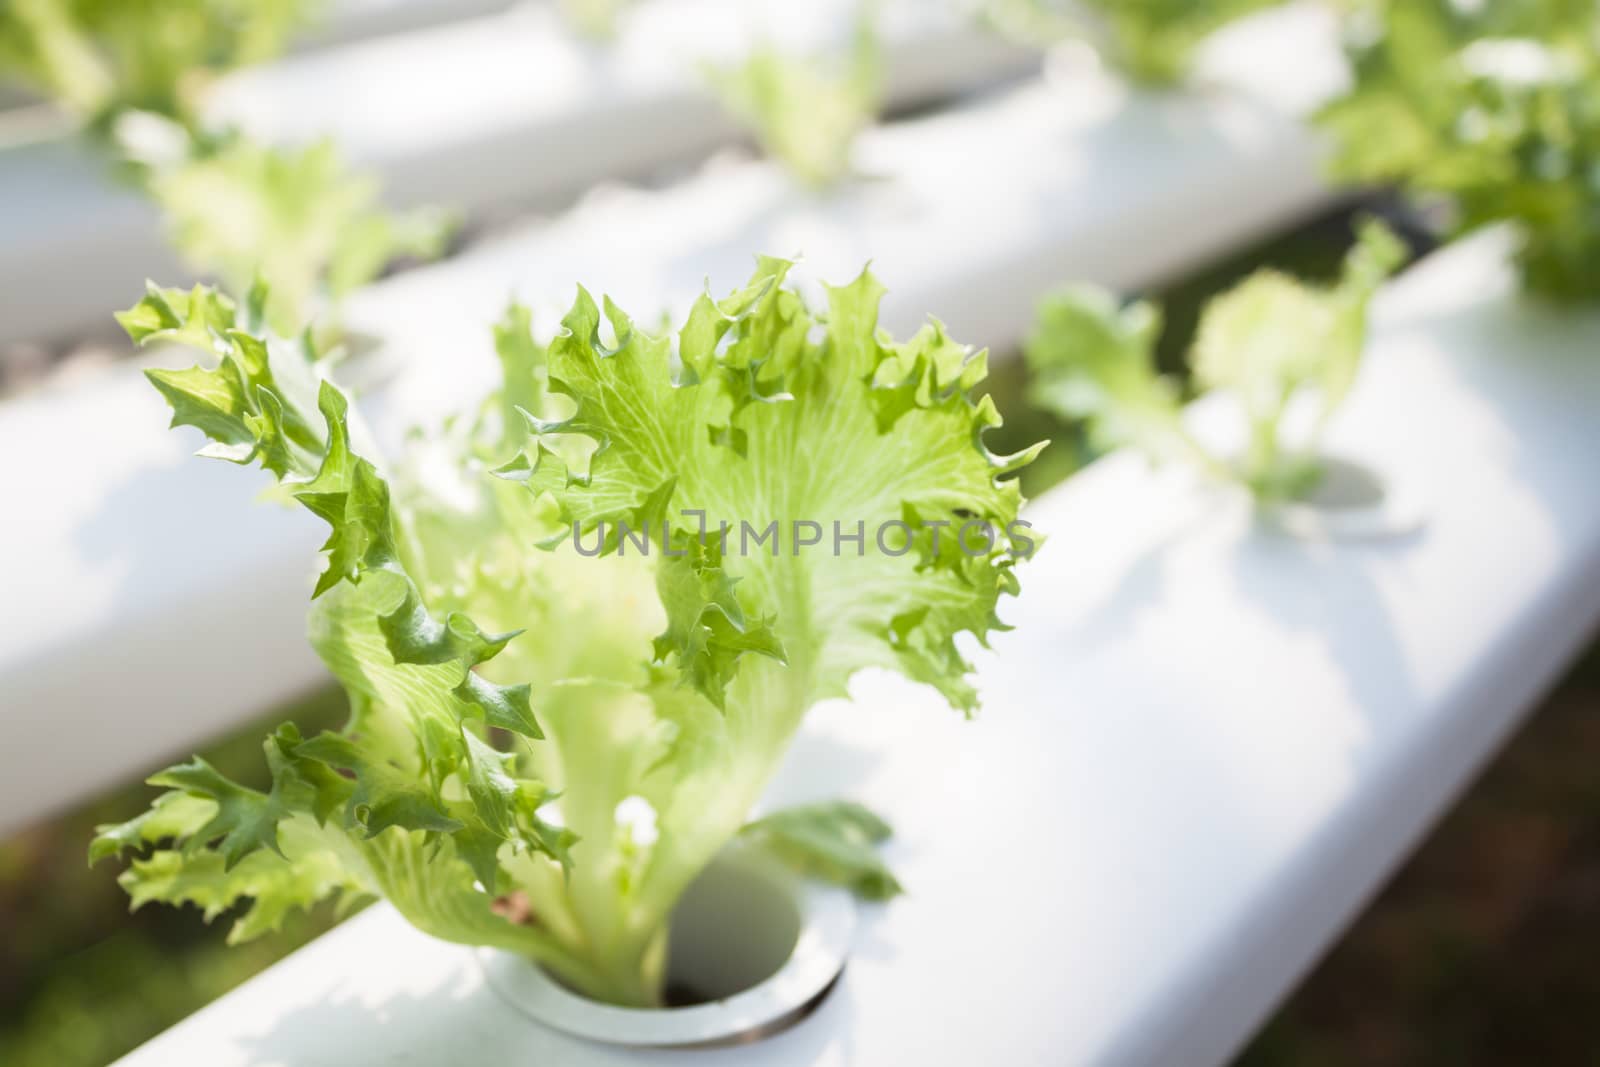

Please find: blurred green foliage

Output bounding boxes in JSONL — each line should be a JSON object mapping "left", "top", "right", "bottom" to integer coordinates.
{"left": 146, "top": 132, "right": 449, "bottom": 333}
{"left": 1023, "top": 220, "right": 1405, "bottom": 503}
{"left": 985, "top": 199, "right": 1405, "bottom": 498}
{"left": 1319, "top": 0, "right": 1600, "bottom": 302}
{"left": 0, "top": 0, "right": 447, "bottom": 333}
{"left": 982, "top": 0, "right": 1284, "bottom": 85}
{"left": 704, "top": 3, "right": 882, "bottom": 187}
{"left": 0, "top": 0, "right": 311, "bottom": 127}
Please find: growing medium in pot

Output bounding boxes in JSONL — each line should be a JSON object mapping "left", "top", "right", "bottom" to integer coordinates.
{"left": 92, "top": 261, "right": 1043, "bottom": 1007}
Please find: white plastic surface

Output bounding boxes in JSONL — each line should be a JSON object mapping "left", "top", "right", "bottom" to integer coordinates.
{"left": 106, "top": 233, "right": 1600, "bottom": 1066}
{"left": 0, "top": 0, "right": 1036, "bottom": 346}
{"left": 0, "top": 58, "right": 1330, "bottom": 834}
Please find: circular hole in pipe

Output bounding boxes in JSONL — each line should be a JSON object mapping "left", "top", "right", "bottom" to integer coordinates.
{"left": 480, "top": 848, "right": 854, "bottom": 1048}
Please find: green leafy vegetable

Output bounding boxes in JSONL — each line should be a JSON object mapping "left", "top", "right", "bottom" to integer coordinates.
{"left": 1318, "top": 0, "right": 1600, "bottom": 301}
{"left": 704, "top": 5, "right": 882, "bottom": 187}
{"left": 1026, "top": 219, "right": 1404, "bottom": 501}
{"left": 97, "top": 262, "right": 1041, "bottom": 1007}
{"left": 982, "top": 0, "right": 1283, "bottom": 85}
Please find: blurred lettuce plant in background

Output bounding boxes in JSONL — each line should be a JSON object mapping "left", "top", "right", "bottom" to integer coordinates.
{"left": 0, "top": 0, "right": 446, "bottom": 331}
{"left": 704, "top": 3, "right": 883, "bottom": 187}
{"left": 980, "top": 0, "right": 1284, "bottom": 85}
{"left": 558, "top": 0, "right": 635, "bottom": 41}
{"left": 1025, "top": 219, "right": 1405, "bottom": 503}
{"left": 0, "top": 0, "right": 310, "bottom": 127}
{"left": 1319, "top": 0, "right": 1600, "bottom": 302}
{"left": 139, "top": 130, "right": 446, "bottom": 332}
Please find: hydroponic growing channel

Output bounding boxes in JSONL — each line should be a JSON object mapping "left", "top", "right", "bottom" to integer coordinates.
{"left": 1, "top": 2, "right": 1598, "bottom": 1065}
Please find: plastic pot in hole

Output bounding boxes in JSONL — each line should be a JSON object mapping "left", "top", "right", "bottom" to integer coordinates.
{"left": 1253, "top": 455, "right": 1424, "bottom": 542}
{"left": 479, "top": 848, "right": 856, "bottom": 1047}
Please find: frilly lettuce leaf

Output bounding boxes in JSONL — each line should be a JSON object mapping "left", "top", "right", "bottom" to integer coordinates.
{"left": 97, "top": 285, "right": 606, "bottom": 993}
{"left": 115, "top": 815, "right": 365, "bottom": 946}
{"left": 497, "top": 257, "right": 1039, "bottom": 714}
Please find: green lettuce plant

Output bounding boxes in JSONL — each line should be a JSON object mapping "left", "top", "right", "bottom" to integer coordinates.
{"left": 981, "top": 0, "right": 1283, "bottom": 85}
{"left": 704, "top": 5, "right": 882, "bottom": 187}
{"left": 1318, "top": 0, "right": 1600, "bottom": 301}
{"left": 0, "top": 0, "right": 444, "bottom": 333}
{"left": 1025, "top": 220, "right": 1404, "bottom": 502}
{"left": 92, "top": 261, "right": 1041, "bottom": 1007}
